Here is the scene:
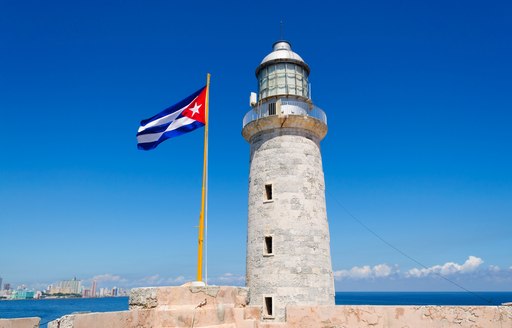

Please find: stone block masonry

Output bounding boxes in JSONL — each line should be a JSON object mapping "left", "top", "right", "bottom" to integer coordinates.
{"left": 285, "top": 305, "right": 512, "bottom": 327}
{"left": 245, "top": 127, "right": 335, "bottom": 321}
{"left": 39, "top": 287, "right": 511, "bottom": 328}
{"left": 48, "top": 286, "right": 259, "bottom": 328}
{"left": 0, "top": 318, "right": 40, "bottom": 328}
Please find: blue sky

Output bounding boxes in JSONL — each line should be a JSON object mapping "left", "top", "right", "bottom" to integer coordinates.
{"left": 1, "top": 0, "right": 511, "bottom": 292}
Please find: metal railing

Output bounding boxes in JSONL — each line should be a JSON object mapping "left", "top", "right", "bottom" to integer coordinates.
{"left": 242, "top": 99, "right": 327, "bottom": 128}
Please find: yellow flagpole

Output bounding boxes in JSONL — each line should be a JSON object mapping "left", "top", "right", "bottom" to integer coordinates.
{"left": 197, "top": 73, "right": 210, "bottom": 282}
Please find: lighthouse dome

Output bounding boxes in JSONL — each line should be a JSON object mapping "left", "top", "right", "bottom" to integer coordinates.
{"left": 257, "top": 41, "right": 310, "bottom": 75}
{"left": 259, "top": 41, "right": 308, "bottom": 67}
{"left": 256, "top": 40, "right": 310, "bottom": 100}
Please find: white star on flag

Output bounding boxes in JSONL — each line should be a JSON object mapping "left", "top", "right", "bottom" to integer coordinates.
{"left": 189, "top": 102, "right": 202, "bottom": 117}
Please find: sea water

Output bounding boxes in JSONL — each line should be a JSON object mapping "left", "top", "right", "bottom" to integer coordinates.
{"left": 335, "top": 291, "right": 512, "bottom": 306}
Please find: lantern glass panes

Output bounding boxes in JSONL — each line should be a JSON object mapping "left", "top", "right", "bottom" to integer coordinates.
{"left": 258, "top": 62, "right": 309, "bottom": 99}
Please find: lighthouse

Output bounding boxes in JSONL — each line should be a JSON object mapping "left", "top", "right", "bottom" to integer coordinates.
{"left": 242, "top": 41, "right": 335, "bottom": 321}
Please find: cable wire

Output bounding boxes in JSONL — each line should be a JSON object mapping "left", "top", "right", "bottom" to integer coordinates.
{"left": 327, "top": 190, "right": 493, "bottom": 304}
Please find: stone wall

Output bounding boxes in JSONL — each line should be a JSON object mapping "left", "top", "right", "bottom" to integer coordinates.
{"left": 48, "top": 286, "right": 258, "bottom": 328}
{"left": 285, "top": 305, "right": 512, "bottom": 327}
{"left": 47, "top": 303, "right": 512, "bottom": 328}
{"left": 0, "top": 287, "right": 498, "bottom": 328}
{"left": 0, "top": 318, "right": 39, "bottom": 328}
{"left": 43, "top": 286, "right": 511, "bottom": 328}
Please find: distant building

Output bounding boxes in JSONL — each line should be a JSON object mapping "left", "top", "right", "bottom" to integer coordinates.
{"left": 118, "top": 288, "right": 128, "bottom": 297}
{"left": 0, "top": 276, "right": 3, "bottom": 290}
{"left": 62, "top": 277, "right": 81, "bottom": 294}
{"left": 50, "top": 277, "right": 82, "bottom": 295}
{"left": 3, "top": 283, "right": 10, "bottom": 291}
{"left": 91, "top": 280, "right": 97, "bottom": 298}
{"left": 12, "top": 289, "right": 34, "bottom": 300}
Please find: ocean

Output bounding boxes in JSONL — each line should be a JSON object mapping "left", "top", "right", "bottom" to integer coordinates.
{"left": 1, "top": 292, "right": 511, "bottom": 328}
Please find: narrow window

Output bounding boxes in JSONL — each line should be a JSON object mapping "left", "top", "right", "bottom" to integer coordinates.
{"left": 264, "top": 297, "right": 273, "bottom": 316}
{"left": 265, "top": 184, "right": 273, "bottom": 201}
{"left": 264, "top": 236, "right": 273, "bottom": 255}
{"left": 268, "top": 102, "right": 276, "bottom": 115}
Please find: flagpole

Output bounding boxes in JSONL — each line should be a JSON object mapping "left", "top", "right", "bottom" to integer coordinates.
{"left": 197, "top": 73, "right": 210, "bottom": 283}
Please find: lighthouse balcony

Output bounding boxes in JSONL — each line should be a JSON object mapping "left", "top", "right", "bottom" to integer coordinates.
{"left": 242, "top": 99, "right": 327, "bottom": 128}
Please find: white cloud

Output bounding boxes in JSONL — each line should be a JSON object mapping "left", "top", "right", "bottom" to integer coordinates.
{"left": 136, "top": 274, "right": 186, "bottom": 286}
{"left": 334, "top": 256, "right": 490, "bottom": 282}
{"left": 334, "top": 264, "right": 395, "bottom": 280}
{"left": 406, "top": 256, "right": 483, "bottom": 278}
{"left": 91, "top": 274, "right": 126, "bottom": 283}
{"left": 209, "top": 273, "right": 245, "bottom": 285}
{"left": 374, "top": 264, "right": 393, "bottom": 277}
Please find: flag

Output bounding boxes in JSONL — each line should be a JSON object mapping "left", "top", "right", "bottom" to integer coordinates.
{"left": 137, "top": 86, "right": 207, "bottom": 150}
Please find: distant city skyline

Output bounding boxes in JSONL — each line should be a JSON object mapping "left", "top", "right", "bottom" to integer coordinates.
{"left": 1, "top": 0, "right": 511, "bottom": 292}
{"left": 0, "top": 275, "right": 128, "bottom": 299}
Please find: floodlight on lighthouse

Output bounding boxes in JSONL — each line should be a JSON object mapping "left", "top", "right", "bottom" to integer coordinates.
{"left": 250, "top": 92, "right": 258, "bottom": 106}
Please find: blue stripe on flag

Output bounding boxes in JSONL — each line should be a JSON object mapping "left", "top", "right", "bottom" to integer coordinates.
{"left": 136, "top": 123, "right": 171, "bottom": 136}
{"left": 137, "top": 120, "right": 205, "bottom": 150}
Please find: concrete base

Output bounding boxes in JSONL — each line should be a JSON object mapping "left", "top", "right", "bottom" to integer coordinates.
{"left": 0, "top": 318, "right": 40, "bottom": 328}
{"left": 38, "top": 286, "right": 512, "bottom": 327}
{"left": 285, "top": 305, "right": 512, "bottom": 327}
{"left": 129, "top": 286, "right": 250, "bottom": 311}
{"left": 48, "top": 286, "right": 259, "bottom": 328}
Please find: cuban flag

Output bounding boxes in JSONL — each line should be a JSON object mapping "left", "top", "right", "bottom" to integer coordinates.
{"left": 137, "top": 86, "right": 207, "bottom": 150}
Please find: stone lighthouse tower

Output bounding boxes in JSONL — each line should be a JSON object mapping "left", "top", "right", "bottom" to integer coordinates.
{"left": 242, "top": 41, "right": 335, "bottom": 321}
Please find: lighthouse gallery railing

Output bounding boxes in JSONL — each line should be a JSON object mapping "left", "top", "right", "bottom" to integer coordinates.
{"left": 242, "top": 99, "right": 327, "bottom": 128}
